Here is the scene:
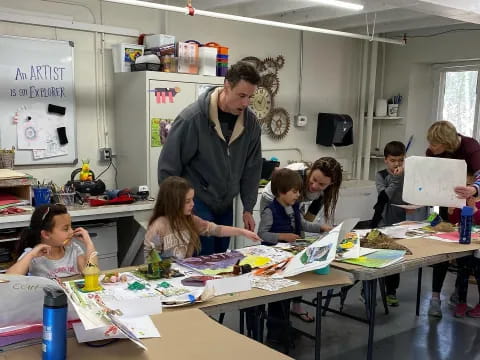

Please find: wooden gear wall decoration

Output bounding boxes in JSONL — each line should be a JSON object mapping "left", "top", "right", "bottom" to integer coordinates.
{"left": 268, "top": 108, "right": 290, "bottom": 140}
{"left": 242, "top": 55, "right": 290, "bottom": 140}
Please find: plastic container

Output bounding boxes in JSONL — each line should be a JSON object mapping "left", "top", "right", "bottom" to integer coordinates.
{"left": 314, "top": 265, "right": 330, "bottom": 275}
{"left": 131, "top": 63, "right": 161, "bottom": 71}
{"left": 204, "top": 42, "right": 229, "bottom": 55}
{"left": 42, "top": 287, "right": 67, "bottom": 360}
{"left": 53, "top": 192, "right": 75, "bottom": 206}
{"left": 33, "top": 187, "right": 51, "bottom": 207}
{"left": 460, "top": 206, "right": 474, "bottom": 244}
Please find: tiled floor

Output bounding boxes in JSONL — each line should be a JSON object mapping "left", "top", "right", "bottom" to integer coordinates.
{"left": 221, "top": 267, "right": 480, "bottom": 359}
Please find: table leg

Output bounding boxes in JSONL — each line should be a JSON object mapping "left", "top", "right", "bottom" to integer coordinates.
{"left": 416, "top": 267, "right": 423, "bottom": 316}
{"left": 322, "top": 289, "right": 334, "bottom": 316}
{"left": 378, "top": 277, "right": 389, "bottom": 315}
{"left": 240, "top": 310, "right": 245, "bottom": 335}
{"left": 364, "top": 279, "right": 377, "bottom": 360}
{"left": 315, "top": 291, "right": 323, "bottom": 360}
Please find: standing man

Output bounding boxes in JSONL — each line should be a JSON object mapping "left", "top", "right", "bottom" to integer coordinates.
{"left": 158, "top": 61, "right": 262, "bottom": 255}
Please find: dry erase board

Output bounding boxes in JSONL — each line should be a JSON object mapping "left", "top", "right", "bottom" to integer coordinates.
{"left": 0, "top": 35, "right": 76, "bottom": 165}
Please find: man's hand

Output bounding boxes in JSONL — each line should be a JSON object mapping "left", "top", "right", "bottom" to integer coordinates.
{"left": 243, "top": 211, "right": 255, "bottom": 231}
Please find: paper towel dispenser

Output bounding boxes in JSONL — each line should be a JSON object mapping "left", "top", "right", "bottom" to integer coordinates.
{"left": 316, "top": 113, "right": 353, "bottom": 147}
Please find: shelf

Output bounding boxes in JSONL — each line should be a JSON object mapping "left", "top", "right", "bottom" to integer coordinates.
{"left": 0, "top": 237, "right": 18, "bottom": 243}
{"left": 376, "top": 116, "right": 402, "bottom": 120}
{"left": 363, "top": 116, "right": 403, "bottom": 120}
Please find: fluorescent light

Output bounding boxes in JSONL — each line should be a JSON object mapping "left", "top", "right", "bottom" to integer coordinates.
{"left": 104, "top": 0, "right": 402, "bottom": 45}
{"left": 308, "top": 0, "right": 364, "bottom": 11}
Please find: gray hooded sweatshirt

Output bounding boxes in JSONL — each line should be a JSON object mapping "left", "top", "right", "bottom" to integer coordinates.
{"left": 158, "top": 86, "right": 262, "bottom": 215}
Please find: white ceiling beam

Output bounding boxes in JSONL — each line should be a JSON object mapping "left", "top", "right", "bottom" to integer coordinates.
{"left": 242, "top": 0, "right": 341, "bottom": 18}
{"left": 263, "top": 0, "right": 418, "bottom": 25}
{"left": 345, "top": 16, "right": 462, "bottom": 34}
{"left": 309, "top": 8, "right": 426, "bottom": 30}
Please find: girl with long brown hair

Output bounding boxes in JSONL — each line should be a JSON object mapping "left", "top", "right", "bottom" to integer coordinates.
{"left": 145, "top": 176, "right": 260, "bottom": 259}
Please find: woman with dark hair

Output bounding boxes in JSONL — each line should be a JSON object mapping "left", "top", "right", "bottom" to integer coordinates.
{"left": 426, "top": 121, "right": 480, "bottom": 318}
{"left": 260, "top": 157, "right": 343, "bottom": 227}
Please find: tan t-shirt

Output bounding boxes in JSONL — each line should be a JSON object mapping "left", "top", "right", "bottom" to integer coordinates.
{"left": 144, "top": 216, "right": 222, "bottom": 259}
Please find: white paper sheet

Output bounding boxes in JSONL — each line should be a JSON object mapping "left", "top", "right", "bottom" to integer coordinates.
{"left": 32, "top": 113, "right": 68, "bottom": 159}
{"left": 206, "top": 273, "right": 252, "bottom": 296}
{"left": 73, "top": 315, "right": 160, "bottom": 343}
{"left": 392, "top": 204, "right": 424, "bottom": 210}
{"left": 403, "top": 156, "right": 466, "bottom": 208}
{"left": 281, "top": 224, "right": 340, "bottom": 277}
{"left": 0, "top": 275, "right": 78, "bottom": 332}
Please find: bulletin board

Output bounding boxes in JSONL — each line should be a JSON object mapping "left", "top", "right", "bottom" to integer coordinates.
{"left": 0, "top": 35, "right": 76, "bottom": 165}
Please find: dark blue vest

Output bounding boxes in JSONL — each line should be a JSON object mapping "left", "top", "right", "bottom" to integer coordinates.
{"left": 268, "top": 199, "right": 302, "bottom": 236}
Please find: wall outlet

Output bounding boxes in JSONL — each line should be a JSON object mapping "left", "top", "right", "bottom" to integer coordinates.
{"left": 294, "top": 114, "right": 308, "bottom": 127}
{"left": 99, "top": 147, "right": 112, "bottom": 162}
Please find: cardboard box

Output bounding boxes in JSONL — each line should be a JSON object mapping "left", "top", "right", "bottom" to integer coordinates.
{"left": 144, "top": 34, "right": 175, "bottom": 49}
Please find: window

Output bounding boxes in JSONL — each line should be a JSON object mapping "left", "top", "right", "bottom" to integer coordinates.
{"left": 434, "top": 64, "right": 480, "bottom": 138}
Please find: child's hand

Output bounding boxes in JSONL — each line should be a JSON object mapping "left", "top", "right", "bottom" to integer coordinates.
{"left": 73, "top": 227, "right": 93, "bottom": 246}
{"left": 241, "top": 229, "right": 261, "bottom": 242}
{"left": 448, "top": 207, "right": 455, "bottom": 215}
{"left": 393, "top": 166, "right": 404, "bottom": 176}
{"left": 279, "top": 233, "right": 300, "bottom": 242}
{"left": 30, "top": 244, "right": 51, "bottom": 258}
{"left": 320, "top": 224, "right": 333, "bottom": 232}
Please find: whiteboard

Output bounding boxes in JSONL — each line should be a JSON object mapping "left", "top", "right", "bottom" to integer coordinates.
{"left": 0, "top": 35, "right": 76, "bottom": 165}
{"left": 403, "top": 156, "right": 466, "bottom": 208}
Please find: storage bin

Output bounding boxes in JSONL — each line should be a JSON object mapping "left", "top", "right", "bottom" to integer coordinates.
{"left": 131, "top": 63, "right": 162, "bottom": 72}
{"left": 53, "top": 192, "right": 75, "bottom": 206}
{"left": 33, "top": 187, "right": 51, "bottom": 207}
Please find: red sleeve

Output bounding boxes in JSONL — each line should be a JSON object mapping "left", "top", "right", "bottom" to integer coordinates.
{"left": 461, "top": 137, "right": 480, "bottom": 174}
{"left": 448, "top": 209, "right": 461, "bottom": 225}
{"left": 474, "top": 203, "right": 480, "bottom": 225}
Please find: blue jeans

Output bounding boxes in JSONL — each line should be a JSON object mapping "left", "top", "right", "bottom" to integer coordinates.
{"left": 193, "top": 198, "right": 233, "bottom": 255}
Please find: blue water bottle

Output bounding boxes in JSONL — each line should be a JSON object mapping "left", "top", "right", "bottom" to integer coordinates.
{"left": 42, "top": 287, "right": 67, "bottom": 360}
{"left": 460, "top": 206, "right": 474, "bottom": 244}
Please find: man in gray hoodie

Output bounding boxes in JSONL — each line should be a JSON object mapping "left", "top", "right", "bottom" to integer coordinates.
{"left": 158, "top": 61, "right": 262, "bottom": 255}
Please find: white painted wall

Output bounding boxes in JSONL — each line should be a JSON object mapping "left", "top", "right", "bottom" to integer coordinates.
{"left": 382, "top": 31, "right": 480, "bottom": 163}
{"left": 0, "top": 0, "right": 361, "bottom": 189}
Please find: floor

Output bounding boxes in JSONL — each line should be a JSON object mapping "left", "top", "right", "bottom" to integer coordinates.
{"left": 221, "top": 267, "right": 480, "bottom": 359}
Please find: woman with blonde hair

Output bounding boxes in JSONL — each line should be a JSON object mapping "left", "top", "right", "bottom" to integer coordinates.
{"left": 426, "top": 121, "right": 480, "bottom": 318}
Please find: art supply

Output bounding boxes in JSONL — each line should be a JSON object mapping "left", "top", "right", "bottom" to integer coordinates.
{"left": 42, "top": 287, "right": 67, "bottom": 360}
{"left": 405, "top": 135, "right": 413, "bottom": 153}
{"left": 460, "top": 206, "right": 474, "bottom": 244}
{"left": 82, "top": 252, "right": 101, "bottom": 292}
{"left": 33, "top": 187, "right": 51, "bottom": 207}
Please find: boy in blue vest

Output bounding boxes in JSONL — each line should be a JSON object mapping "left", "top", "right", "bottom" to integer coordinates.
{"left": 258, "top": 168, "right": 323, "bottom": 344}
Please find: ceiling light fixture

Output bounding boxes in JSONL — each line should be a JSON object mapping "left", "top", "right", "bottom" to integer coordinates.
{"left": 308, "top": 0, "right": 364, "bottom": 11}
{"left": 104, "top": 0, "right": 403, "bottom": 45}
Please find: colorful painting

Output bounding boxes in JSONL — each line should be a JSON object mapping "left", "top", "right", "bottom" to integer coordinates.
{"left": 340, "top": 249, "right": 406, "bottom": 268}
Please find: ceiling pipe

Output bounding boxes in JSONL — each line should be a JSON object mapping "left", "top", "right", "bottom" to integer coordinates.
{"left": 104, "top": 0, "right": 405, "bottom": 45}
